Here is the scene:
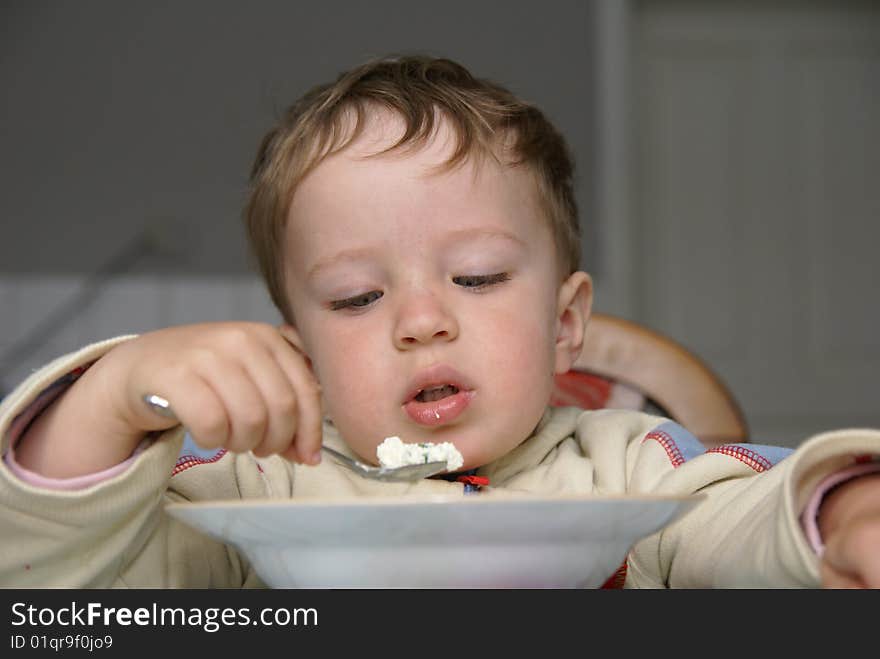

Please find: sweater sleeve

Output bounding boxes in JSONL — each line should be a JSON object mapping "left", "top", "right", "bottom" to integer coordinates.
{"left": 3, "top": 361, "right": 151, "bottom": 490}
{"left": 573, "top": 409, "right": 880, "bottom": 588}
{"left": 0, "top": 338, "right": 263, "bottom": 587}
{"left": 799, "top": 461, "right": 880, "bottom": 554}
{"left": 649, "top": 427, "right": 878, "bottom": 587}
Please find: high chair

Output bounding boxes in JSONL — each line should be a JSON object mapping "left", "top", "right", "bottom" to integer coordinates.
{"left": 552, "top": 313, "right": 748, "bottom": 449}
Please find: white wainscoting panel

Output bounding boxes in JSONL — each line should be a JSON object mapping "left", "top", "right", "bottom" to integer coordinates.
{"left": 0, "top": 275, "right": 280, "bottom": 396}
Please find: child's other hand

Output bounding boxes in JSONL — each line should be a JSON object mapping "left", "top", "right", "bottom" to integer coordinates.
{"left": 103, "top": 322, "right": 323, "bottom": 465}
{"left": 818, "top": 473, "right": 880, "bottom": 588}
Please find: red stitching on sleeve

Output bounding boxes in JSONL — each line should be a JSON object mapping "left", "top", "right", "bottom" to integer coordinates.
{"left": 705, "top": 445, "right": 772, "bottom": 472}
{"left": 172, "top": 449, "right": 227, "bottom": 476}
{"left": 642, "top": 430, "right": 685, "bottom": 468}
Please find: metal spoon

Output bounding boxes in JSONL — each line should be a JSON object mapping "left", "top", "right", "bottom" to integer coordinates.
{"left": 143, "top": 394, "right": 448, "bottom": 482}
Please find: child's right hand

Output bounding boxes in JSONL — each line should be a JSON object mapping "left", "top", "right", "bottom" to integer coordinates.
{"left": 15, "top": 323, "right": 324, "bottom": 478}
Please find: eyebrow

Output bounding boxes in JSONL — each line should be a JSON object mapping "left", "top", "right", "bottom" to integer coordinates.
{"left": 439, "top": 227, "right": 528, "bottom": 249}
{"left": 306, "top": 246, "right": 379, "bottom": 280}
{"left": 306, "top": 227, "right": 527, "bottom": 280}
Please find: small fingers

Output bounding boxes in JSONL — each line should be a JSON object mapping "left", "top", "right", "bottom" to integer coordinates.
{"left": 150, "top": 372, "right": 231, "bottom": 451}
{"left": 137, "top": 323, "right": 323, "bottom": 463}
{"left": 821, "top": 516, "right": 880, "bottom": 588}
{"left": 236, "top": 342, "right": 304, "bottom": 460}
{"left": 269, "top": 335, "right": 323, "bottom": 465}
{"left": 156, "top": 345, "right": 268, "bottom": 454}
{"left": 206, "top": 326, "right": 323, "bottom": 463}
{"left": 820, "top": 561, "right": 867, "bottom": 589}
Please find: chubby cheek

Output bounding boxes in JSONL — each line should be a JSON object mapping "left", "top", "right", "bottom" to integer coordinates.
{"left": 492, "top": 316, "right": 555, "bottom": 385}
{"left": 303, "top": 325, "right": 391, "bottom": 460}
{"left": 508, "top": 324, "right": 556, "bottom": 401}
{"left": 481, "top": 287, "right": 557, "bottom": 385}
{"left": 471, "top": 307, "right": 557, "bottom": 458}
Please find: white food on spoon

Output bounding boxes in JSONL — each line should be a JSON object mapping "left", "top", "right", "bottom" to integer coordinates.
{"left": 376, "top": 436, "right": 464, "bottom": 472}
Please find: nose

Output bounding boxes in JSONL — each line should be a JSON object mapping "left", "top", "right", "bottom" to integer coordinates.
{"left": 393, "top": 291, "right": 459, "bottom": 350}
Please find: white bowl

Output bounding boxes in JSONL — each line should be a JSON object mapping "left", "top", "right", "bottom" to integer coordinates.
{"left": 166, "top": 493, "right": 700, "bottom": 588}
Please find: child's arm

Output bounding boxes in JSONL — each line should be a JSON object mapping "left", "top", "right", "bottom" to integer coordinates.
{"left": 817, "top": 473, "right": 880, "bottom": 588}
{"left": 14, "top": 322, "right": 323, "bottom": 479}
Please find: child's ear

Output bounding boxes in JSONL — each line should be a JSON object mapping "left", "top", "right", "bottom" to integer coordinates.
{"left": 554, "top": 271, "right": 593, "bottom": 375}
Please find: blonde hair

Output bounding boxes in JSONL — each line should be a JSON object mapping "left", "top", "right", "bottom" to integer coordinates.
{"left": 245, "top": 54, "right": 581, "bottom": 322}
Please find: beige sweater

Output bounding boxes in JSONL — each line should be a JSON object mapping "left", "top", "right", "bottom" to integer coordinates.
{"left": 1, "top": 337, "right": 879, "bottom": 588}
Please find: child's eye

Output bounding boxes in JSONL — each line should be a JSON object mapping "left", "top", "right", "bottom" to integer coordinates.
{"left": 329, "top": 290, "right": 383, "bottom": 311}
{"left": 452, "top": 273, "right": 511, "bottom": 290}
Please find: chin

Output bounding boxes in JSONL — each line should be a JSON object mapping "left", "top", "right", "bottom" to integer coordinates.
{"left": 455, "top": 444, "right": 500, "bottom": 472}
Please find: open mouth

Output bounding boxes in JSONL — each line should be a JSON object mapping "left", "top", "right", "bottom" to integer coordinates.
{"left": 414, "top": 384, "right": 460, "bottom": 403}
{"left": 402, "top": 366, "right": 474, "bottom": 426}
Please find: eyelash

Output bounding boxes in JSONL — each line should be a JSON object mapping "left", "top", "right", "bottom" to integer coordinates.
{"left": 452, "top": 272, "right": 511, "bottom": 290}
{"left": 328, "top": 273, "right": 510, "bottom": 311}
{"left": 329, "top": 291, "right": 383, "bottom": 311}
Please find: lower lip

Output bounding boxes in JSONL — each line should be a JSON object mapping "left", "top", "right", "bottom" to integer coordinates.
{"left": 403, "top": 390, "right": 475, "bottom": 426}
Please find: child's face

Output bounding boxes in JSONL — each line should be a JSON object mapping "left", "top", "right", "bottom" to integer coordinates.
{"left": 281, "top": 114, "right": 591, "bottom": 470}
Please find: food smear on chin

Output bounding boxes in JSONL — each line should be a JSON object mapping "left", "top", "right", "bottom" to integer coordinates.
{"left": 376, "top": 436, "right": 464, "bottom": 472}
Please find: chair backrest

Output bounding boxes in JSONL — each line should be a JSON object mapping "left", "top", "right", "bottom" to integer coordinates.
{"left": 552, "top": 313, "right": 748, "bottom": 449}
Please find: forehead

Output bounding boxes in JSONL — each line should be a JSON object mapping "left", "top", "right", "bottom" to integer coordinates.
{"left": 287, "top": 110, "right": 544, "bottom": 235}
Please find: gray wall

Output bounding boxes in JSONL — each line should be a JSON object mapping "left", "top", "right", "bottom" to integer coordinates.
{"left": 2, "top": 1, "right": 878, "bottom": 446}
{"left": 1, "top": 0, "right": 598, "bottom": 276}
